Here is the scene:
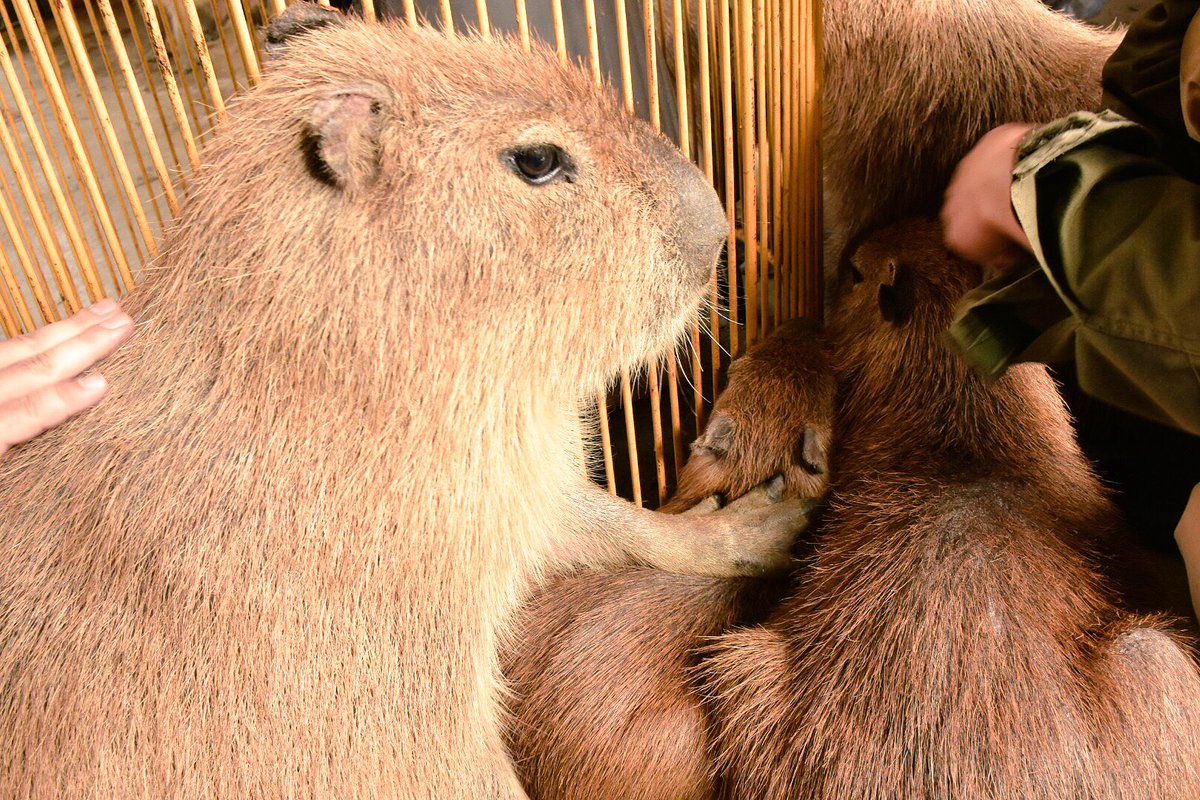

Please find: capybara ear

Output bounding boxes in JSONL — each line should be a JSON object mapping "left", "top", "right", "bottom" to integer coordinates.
{"left": 877, "top": 257, "right": 914, "bottom": 326}
{"left": 303, "top": 83, "right": 391, "bottom": 191}
{"left": 692, "top": 413, "right": 734, "bottom": 458}
{"left": 264, "top": 0, "right": 346, "bottom": 54}
{"left": 793, "top": 426, "right": 827, "bottom": 476}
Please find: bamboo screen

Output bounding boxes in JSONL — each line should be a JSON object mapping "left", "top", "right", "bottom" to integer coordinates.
{"left": 0, "top": 0, "right": 821, "bottom": 507}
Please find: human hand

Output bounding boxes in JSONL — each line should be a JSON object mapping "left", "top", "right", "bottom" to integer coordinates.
{"left": 1176, "top": 483, "right": 1200, "bottom": 618}
{"left": 0, "top": 299, "right": 133, "bottom": 457}
{"left": 941, "top": 122, "right": 1037, "bottom": 274}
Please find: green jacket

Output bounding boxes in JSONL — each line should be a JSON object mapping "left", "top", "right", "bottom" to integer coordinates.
{"left": 948, "top": 1, "right": 1200, "bottom": 436}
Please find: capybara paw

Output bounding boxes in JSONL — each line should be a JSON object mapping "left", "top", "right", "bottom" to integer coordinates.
{"left": 698, "top": 478, "right": 817, "bottom": 576}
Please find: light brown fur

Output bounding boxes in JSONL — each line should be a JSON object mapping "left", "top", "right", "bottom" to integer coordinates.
{"left": 0, "top": 7, "right": 810, "bottom": 798}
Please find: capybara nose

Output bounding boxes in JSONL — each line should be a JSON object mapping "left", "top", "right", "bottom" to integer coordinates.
{"left": 655, "top": 137, "right": 729, "bottom": 280}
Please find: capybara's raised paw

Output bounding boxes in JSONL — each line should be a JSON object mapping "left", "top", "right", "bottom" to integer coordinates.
{"left": 665, "top": 318, "right": 836, "bottom": 514}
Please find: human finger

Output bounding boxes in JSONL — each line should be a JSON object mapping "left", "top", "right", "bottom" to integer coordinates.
{"left": 0, "top": 372, "right": 109, "bottom": 456}
{"left": 0, "top": 314, "right": 132, "bottom": 407}
{"left": 0, "top": 299, "right": 122, "bottom": 372}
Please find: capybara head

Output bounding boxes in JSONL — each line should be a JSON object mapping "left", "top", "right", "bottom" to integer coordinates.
{"left": 159, "top": 6, "right": 727, "bottom": 404}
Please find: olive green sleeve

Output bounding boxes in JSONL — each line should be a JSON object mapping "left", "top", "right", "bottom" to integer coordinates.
{"left": 948, "top": 111, "right": 1200, "bottom": 436}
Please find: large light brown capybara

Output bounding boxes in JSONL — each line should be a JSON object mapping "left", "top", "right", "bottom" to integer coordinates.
{"left": 506, "top": 219, "right": 1200, "bottom": 799}
{"left": 0, "top": 5, "right": 814, "bottom": 798}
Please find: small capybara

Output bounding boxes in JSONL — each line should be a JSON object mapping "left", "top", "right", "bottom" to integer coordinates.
{"left": 0, "top": 5, "right": 814, "bottom": 798}
{"left": 506, "top": 220, "right": 1200, "bottom": 799}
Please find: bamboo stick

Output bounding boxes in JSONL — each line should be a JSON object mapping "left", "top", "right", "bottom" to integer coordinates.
{"left": 755, "top": 0, "right": 768, "bottom": 334}
{"left": 98, "top": 0, "right": 182, "bottom": 218}
{"left": 584, "top": 0, "right": 601, "bottom": 84}
{"left": 613, "top": 0, "right": 633, "bottom": 104}
{"left": 718, "top": 0, "right": 737, "bottom": 357}
{"left": 46, "top": 0, "right": 147, "bottom": 274}
{"left": 0, "top": 12, "right": 107, "bottom": 307}
{"left": 362, "top": 0, "right": 376, "bottom": 23}
{"left": 582, "top": 0, "right": 614, "bottom": 493}
{"left": 161, "top": 0, "right": 208, "bottom": 140}
{"left": 699, "top": 0, "right": 722, "bottom": 403}
{"left": 440, "top": 0, "right": 454, "bottom": 32}
{"left": 402, "top": 0, "right": 417, "bottom": 25}
{"left": 769, "top": 0, "right": 782, "bottom": 327}
{"left": 738, "top": 0, "right": 758, "bottom": 347}
{"left": 178, "top": 0, "right": 230, "bottom": 124}
{"left": 476, "top": 0, "right": 491, "bottom": 39}
{"left": 0, "top": 110, "right": 62, "bottom": 321}
{"left": 212, "top": 0, "right": 245, "bottom": 93}
{"left": 0, "top": 218, "right": 35, "bottom": 331}
{"left": 671, "top": 0, "right": 705, "bottom": 436}
{"left": 55, "top": 0, "right": 157, "bottom": 281}
{"left": 0, "top": 262, "right": 23, "bottom": 336}
{"left": 550, "top": 0, "right": 566, "bottom": 63}
{"left": 120, "top": 0, "right": 187, "bottom": 184}
{"left": 82, "top": 0, "right": 166, "bottom": 232}
{"left": 135, "top": 0, "right": 202, "bottom": 169}
{"left": 225, "top": 0, "right": 260, "bottom": 85}
{"left": 514, "top": 0, "right": 530, "bottom": 50}
{"left": 23, "top": 0, "right": 123, "bottom": 289}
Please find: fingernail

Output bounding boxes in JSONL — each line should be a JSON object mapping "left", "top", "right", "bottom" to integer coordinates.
{"left": 77, "top": 372, "right": 107, "bottom": 391}
{"left": 89, "top": 298, "right": 118, "bottom": 316}
{"left": 99, "top": 314, "right": 132, "bottom": 330}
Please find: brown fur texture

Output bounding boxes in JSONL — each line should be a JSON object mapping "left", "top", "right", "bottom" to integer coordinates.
{"left": 822, "top": 0, "right": 1120, "bottom": 252}
{"left": 506, "top": 220, "right": 1200, "bottom": 799}
{"left": 506, "top": 323, "right": 832, "bottom": 800}
{"left": 0, "top": 8, "right": 813, "bottom": 798}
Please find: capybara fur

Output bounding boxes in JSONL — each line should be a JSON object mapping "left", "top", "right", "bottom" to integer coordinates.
{"left": 822, "top": 0, "right": 1120, "bottom": 253}
{"left": 505, "top": 322, "right": 833, "bottom": 800}
{"left": 506, "top": 220, "right": 1200, "bottom": 799}
{"left": 0, "top": 5, "right": 814, "bottom": 798}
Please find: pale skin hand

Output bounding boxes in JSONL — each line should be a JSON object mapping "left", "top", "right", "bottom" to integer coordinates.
{"left": 0, "top": 299, "right": 133, "bottom": 457}
{"left": 941, "top": 122, "right": 1037, "bottom": 273}
{"left": 1176, "top": 483, "right": 1200, "bottom": 618}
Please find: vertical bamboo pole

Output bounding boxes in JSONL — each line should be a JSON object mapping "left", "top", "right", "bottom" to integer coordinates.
{"left": 639, "top": 0, "right": 669, "bottom": 504}
{"left": 22, "top": 0, "right": 122, "bottom": 287}
{"left": 55, "top": 0, "right": 157, "bottom": 280}
{"left": 211, "top": 0, "right": 245, "bottom": 93}
{"left": 0, "top": 226, "right": 35, "bottom": 331}
{"left": 738, "top": 0, "right": 758, "bottom": 348}
{"left": 3, "top": 3, "right": 117, "bottom": 305}
{"left": 179, "top": 0, "right": 230, "bottom": 124}
{"left": 440, "top": 0, "right": 454, "bottom": 31}
{"left": 46, "top": 0, "right": 147, "bottom": 272}
{"left": 550, "top": 0, "right": 566, "bottom": 63}
{"left": 769, "top": 0, "right": 782, "bottom": 328}
{"left": 608, "top": 0, "right": 643, "bottom": 505}
{"left": 514, "top": 0, "right": 530, "bottom": 50}
{"left": 225, "top": 0, "right": 260, "bottom": 85}
{"left": 135, "top": 0, "right": 203, "bottom": 170}
{"left": 672, "top": 0, "right": 705, "bottom": 439}
{"left": 81, "top": 0, "right": 166, "bottom": 232}
{"left": 476, "top": 0, "right": 491, "bottom": 38}
{"left": 0, "top": 140, "right": 57, "bottom": 323}
{"left": 754, "top": 0, "right": 768, "bottom": 334}
{"left": 98, "top": 0, "right": 182, "bottom": 218}
{"left": 582, "top": 0, "right": 615, "bottom": 494}
{"left": 362, "top": 0, "right": 376, "bottom": 23}
{"left": 119, "top": 0, "right": 187, "bottom": 184}
{"left": 699, "top": 0, "right": 722, "bottom": 403}
{"left": 402, "top": 0, "right": 417, "bottom": 25}
{"left": 809, "top": 0, "right": 823, "bottom": 319}
{"left": 160, "top": 0, "right": 208, "bottom": 140}
{"left": 718, "top": 0, "right": 737, "bottom": 357}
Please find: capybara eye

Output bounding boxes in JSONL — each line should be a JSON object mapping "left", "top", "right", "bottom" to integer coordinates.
{"left": 505, "top": 145, "right": 576, "bottom": 185}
